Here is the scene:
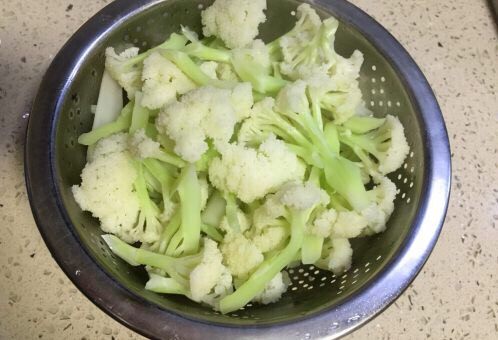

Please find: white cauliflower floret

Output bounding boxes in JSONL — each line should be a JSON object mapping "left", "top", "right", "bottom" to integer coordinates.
{"left": 332, "top": 211, "right": 368, "bottom": 238}
{"left": 199, "top": 176, "right": 210, "bottom": 211}
{"left": 128, "top": 129, "right": 162, "bottom": 160}
{"left": 231, "top": 82, "right": 254, "bottom": 121}
{"left": 279, "top": 4, "right": 334, "bottom": 78}
{"left": 319, "top": 238, "right": 353, "bottom": 275}
{"left": 303, "top": 50, "right": 364, "bottom": 124}
{"left": 72, "top": 136, "right": 140, "bottom": 243}
{"left": 377, "top": 115, "right": 410, "bottom": 175}
{"left": 105, "top": 47, "right": 141, "bottom": 99}
{"left": 89, "top": 132, "right": 129, "bottom": 161}
{"left": 199, "top": 61, "right": 219, "bottom": 79}
{"left": 361, "top": 176, "right": 397, "bottom": 234}
{"left": 209, "top": 134, "right": 305, "bottom": 203}
{"left": 249, "top": 226, "right": 288, "bottom": 253}
{"left": 252, "top": 271, "right": 290, "bottom": 304}
{"left": 156, "top": 86, "right": 237, "bottom": 162}
{"left": 217, "top": 63, "right": 239, "bottom": 81}
{"left": 311, "top": 209, "right": 337, "bottom": 237}
{"left": 201, "top": 0, "right": 267, "bottom": 49}
{"left": 279, "top": 181, "right": 329, "bottom": 210}
{"left": 252, "top": 193, "right": 287, "bottom": 229}
{"left": 233, "top": 39, "right": 271, "bottom": 71}
{"left": 221, "top": 232, "right": 264, "bottom": 278}
{"left": 190, "top": 238, "right": 233, "bottom": 304}
{"left": 141, "top": 52, "right": 196, "bottom": 110}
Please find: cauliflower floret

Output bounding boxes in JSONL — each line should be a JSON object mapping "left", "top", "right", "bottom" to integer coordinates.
{"left": 279, "top": 4, "right": 337, "bottom": 78}
{"left": 252, "top": 271, "right": 289, "bottom": 304}
{"left": 319, "top": 238, "right": 353, "bottom": 275}
{"left": 220, "top": 232, "right": 264, "bottom": 278}
{"left": 156, "top": 86, "right": 237, "bottom": 162}
{"left": 233, "top": 39, "right": 271, "bottom": 71}
{"left": 89, "top": 132, "right": 129, "bottom": 161}
{"left": 252, "top": 193, "right": 287, "bottom": 229}
{"left": 231, "top": 82, "right": 254, "bottom": 121}
{"left": 72, "top": 136, "right": 140, "bottom": 243}
{"left": 128, "top": 129, "right": 162, "bottom": 160}
{"left": 361, "top": 176, "right": 397, "bottom": 234}
{"left": 199, "top": 61, "right": 219, "bottom": 79}
{"left": 377, "top": 115, "right": 410, "bottom": 175}
{"left": 201, "top": 0, "right": 267, "bottom": 49}
{"left": 279, "top": 180, "right": 329, "bottom": 210}
{"left": 190, "top": 238, "right": 233, "bottom": 304}
{"left": 311, "top": 209, "right": 338, "bottom": 237}
{"left": 209, "top": 134, "right": 305, "bottom": 203}
{"left": 249, "top": 226, "right": 288, "bottom": 253}
{"left": 141, "top": 52, "right": 196, "bottom": 110}
{"left": 199, "top": 176, "right": 210, "bottom": 211}
{"left": 105, "top": 47, "right": 141, "bottom": 99}
{"left": 217, "top": 63, "right": 239, "bottom": 81}
{"left": 303, "top": 50, "right": 364, "bottom": 124}
{"left": 331, "top": 211, "right": 368, "bottom": 238}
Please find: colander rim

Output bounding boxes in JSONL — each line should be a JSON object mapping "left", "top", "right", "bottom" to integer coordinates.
{"left": 24, "top": 0, "right": 451, "bottom": 338}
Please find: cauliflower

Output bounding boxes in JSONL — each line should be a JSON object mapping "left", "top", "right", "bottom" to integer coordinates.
{"left": 72, "top": 135, "right": 141, "bottom": 243}
{"left": 105, "top": 47, "right": 142, "bottom": 99}
{"left": 218, "top": 206, "right": 262, "bottom": 278}
{"left": 201, "top": 0, "right": 267, "bottom": 49}
{"left": 252, "top": 271, "right": 289, "bottom": 304}
{"left": 128, "top": 129, "right": 162, "bottom": 159}
{"left": 318, "top": 238, "right": 353, "bottom": 275}
{"left": 190, "top": 238, "right": 233, "bottom": 304}
{"left": 231, "top": 82, "right": 254, "bottom": 121}
{"left": 199, "top": 61, "right": 219, "bottom": 79}
{"left": 332, "top": 211, "right": 368, "bottom": 238}
{"left": 310, "top": 209, "right": 337, "bottom": 237}
{"left": 221, "top": 232, "right": 264, "bottom": 278}
{"left": 249, "top": 226, "right": 288, "bottom": 253}
{"left": 128, "top": 129, "right": 186, "bottom": 168}
{"left": 89, "top": 131, "right": 129, "bottom": 161}
{"left": 361, "top": 176, "right": 397, "bottom": 234}
{"left": 141, "top": 52, "right": 196, "bottom": 109}
{"left": 339, "top": 115, "right": 410, "bottom": 175}
{"left": 252, "top": 192, "right": 288, "bottom": 229}
{"left": 278, "top": 180, "right": 327, "bottom": 210}
{"left": 217, "top": 63, "right": 239, "bottom": 81}
{"left": 106, "top": 235, "right": 233, "bottom": 309}
{"left": 199, "top": 176, "right": 210, "bottom": 211}
{"left": 279, "top": 4, "right": 338, "bottom": 78}
{"left": 305, "top": 58, "right": 364, "bottom": 124}
{"left": 156, "top": 86, "right": 237, "bottom": 162}
{"left": 209, "top": 134, "right": 305, "bottom": 203}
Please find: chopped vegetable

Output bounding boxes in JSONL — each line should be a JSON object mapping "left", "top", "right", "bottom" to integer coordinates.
{"left": 73, "top": 0, "right": 409, "bottom": 314}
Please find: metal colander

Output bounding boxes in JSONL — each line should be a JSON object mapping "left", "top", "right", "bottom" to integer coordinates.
{"left": 25, "top": 0, "right": 451, "bottom": 338}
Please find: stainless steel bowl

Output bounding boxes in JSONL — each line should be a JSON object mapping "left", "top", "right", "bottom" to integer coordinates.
{"left": 25, "top": 0, "right": 451, "bottom": 338}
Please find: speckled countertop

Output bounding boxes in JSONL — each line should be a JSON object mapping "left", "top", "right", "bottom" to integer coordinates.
{"left": 1, "top": 0, "right": 497, "bottom": 339}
